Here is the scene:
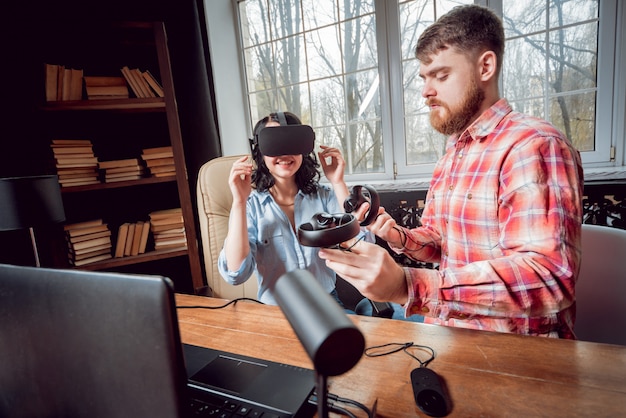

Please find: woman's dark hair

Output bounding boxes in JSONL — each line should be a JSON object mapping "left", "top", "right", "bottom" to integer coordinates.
{"left": 251, "top": 112, "right": 320, "bottom": 194}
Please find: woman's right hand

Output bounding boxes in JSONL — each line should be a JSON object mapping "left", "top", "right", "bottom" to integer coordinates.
{"left": 229, "top": 156, "right": 253, "bottom": 205}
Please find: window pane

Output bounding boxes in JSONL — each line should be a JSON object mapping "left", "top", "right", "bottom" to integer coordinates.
{"left": 341, "top": 14, "right": 378, "bottom": 73}
{"left": 340, "top": 0, "right": 375, "bottom": 21}
{"left": 548, "top": 22, "right": 598, "bottom": 93}
{"left": 503, "top": 0, "right": 600, "bottom": 156}
{"left": 243, "top": 44, "right": 275, "bottom": 93}
{"left": 398, "top": 0, "right": 471, "bottom": 169}
{"left": 405, "top": 114, "right": 444, "bottom": 165}
{"left": 239, "top": 0, "right": 269, "bottom": 46}
{"left": 305, "top": 25, "right": 342, "bottom": 80}
{"left": 550, "top": 92, "right": 596, "bottom": 152}
{"left": 549, "top": 0, "right": 598, "bottom": 28}
{"left": 310, "top": 76, "right": 345, "bottom": 127}
{"left": 503, "top": 1, "right": 546, "bottom": 38}
{"left": 269, "top": 0, "right": 302, "bottom": 40}
{"left": 274, "top": 35, "right": 307, "bottom": 85}
{"left": 503, "top": 34, "right": 546, "bottom": 101}
{"left": 302, "top": 0, "right": 337, "bottom": 30}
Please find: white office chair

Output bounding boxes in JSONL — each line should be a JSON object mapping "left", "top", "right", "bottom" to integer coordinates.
{"left": 575, "top": 223, "right": 626, "bottom": 345}
{"left": 196, "top": 155, "right": 259, "bottom": 300}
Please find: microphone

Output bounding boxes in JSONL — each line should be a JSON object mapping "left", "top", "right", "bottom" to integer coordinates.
{"left": 270, "top": 269, "right": 365, "bottom": 417}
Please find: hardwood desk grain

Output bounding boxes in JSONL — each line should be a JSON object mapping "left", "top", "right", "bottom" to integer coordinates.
{"left": 175, "top": 294, "right": 626, "bottom": 417}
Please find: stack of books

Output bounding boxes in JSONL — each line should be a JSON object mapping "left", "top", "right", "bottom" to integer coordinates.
{"left": 114, "top": 221, "right": 151, "bottom": 258}
{"left": 149, "top": 208, "right": 187, "bottom": 251}
{"left": 98, "top": 158, "right": 145, "bottom": 183}
{"left": 120, "top": 66, "right": 164, "bottom": 98}
{"left": 65, "top": 219, "right": 112, "bottom": 266}
{"left": 44, "top": 63, "right": 83, "bottom": 101}
{"left": 141, "top": 146, "right": 175, "bottom": 177}
{"left": 83, "top": 76, "right": 129, "bottom": 100}
{"left": 51, "top": 139, "right": 101, "bottom": 187}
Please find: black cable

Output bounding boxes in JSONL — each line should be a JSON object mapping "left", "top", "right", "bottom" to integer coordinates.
{"left": 393, "top": 226, "right": 437, "bottom": 251}
{"left": 176, "top": 297, "right": 265, "bottom": 310}
{"left": 309, "top": 392, "right": 374, "bottom": 418}
{"left": 365, "top": 341, "right": 436, "bottom": 368}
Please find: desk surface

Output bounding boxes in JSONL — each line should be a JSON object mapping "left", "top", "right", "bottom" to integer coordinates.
{"left": 175, "top": 294, "right": 626, "bottom": 417}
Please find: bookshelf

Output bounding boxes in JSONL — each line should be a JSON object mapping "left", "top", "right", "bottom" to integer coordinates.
{"left": 38, "top": 21, "right": 204, "bottom": 293}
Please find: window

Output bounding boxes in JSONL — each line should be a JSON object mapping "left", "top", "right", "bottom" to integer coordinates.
{"left": 236, "top": 0, "right": 621, "bottom": 181}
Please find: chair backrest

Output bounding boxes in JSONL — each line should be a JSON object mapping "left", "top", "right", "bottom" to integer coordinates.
{"left": 575, "top": 223, "right": 626, "bottom": 345}
{"left": 196, "top": 155, "right": 258, "bottom": 300}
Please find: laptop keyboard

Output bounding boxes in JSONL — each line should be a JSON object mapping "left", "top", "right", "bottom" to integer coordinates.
{"left": 188, "top": 388, "right": 283, "bottom": 418}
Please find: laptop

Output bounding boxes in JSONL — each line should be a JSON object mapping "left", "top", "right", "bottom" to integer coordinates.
{"left": 0, "top": 263, "right": 316, "bottom": 418}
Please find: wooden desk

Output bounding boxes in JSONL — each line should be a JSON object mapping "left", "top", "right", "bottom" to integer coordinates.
{"left": 175, "top": 294, "right": 626, "bottom": 417}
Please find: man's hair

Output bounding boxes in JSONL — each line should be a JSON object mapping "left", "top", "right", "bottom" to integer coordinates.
{"left": 251, "top": 111, "right": 320, "bottom": 194}
{"left": 415, "top": 4, "right": 505, "bottom": 77}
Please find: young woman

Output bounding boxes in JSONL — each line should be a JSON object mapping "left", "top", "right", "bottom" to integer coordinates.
{"left": 218, "top": 112, "right": 358, "bottom": 305}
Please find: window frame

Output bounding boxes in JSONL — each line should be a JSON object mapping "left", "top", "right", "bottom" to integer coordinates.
{"left": 224, "top": 0, "right": 626, "bottom": 184}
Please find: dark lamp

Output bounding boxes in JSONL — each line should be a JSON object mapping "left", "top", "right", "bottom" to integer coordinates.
{"left": 271, "top": 269, "right": 365, "bottom": 417}
{"left": 0, "top": 175, "right": 66, "bottom": 266}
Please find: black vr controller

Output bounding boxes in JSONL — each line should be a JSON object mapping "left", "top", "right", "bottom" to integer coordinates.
{"left": 298, "top": 185, "right": 379, "bottom": 248}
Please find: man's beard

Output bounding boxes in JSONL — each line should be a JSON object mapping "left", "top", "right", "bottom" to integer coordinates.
{"left": 429, "top": 78, "right": 485, "bottom": 136}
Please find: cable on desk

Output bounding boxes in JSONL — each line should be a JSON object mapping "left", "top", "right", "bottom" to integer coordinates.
{"left": 365, "top": 341, "right": 435, "bottom": 368}
{"left": 176, "top": 297, "right": 265, "bottom": 310}
{"left": 308, "top": 392, "right": 375, "bottom": 418}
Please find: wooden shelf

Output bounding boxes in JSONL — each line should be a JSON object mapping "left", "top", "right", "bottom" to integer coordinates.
{"left": 42, "top": 97, "right": 166, "bottom": 112}
{"left": 60, "top": 175, "right": 176, "bottom": 193}
{"left": 39, "top": 21, "right": 205, "bottom": 294}
{"left": 73, "top": 247, "right": 189, "bottom": 271}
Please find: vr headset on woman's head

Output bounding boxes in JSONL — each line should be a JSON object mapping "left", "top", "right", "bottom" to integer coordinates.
{"left": 252, "top": 111, "right": 315, "bottom": 157}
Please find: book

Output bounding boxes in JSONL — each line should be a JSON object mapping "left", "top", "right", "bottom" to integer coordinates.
{"left": 85, "top": 85, "right": 129, "bottom": 99}
{"left": 146, "top": 165, "right": 176, "bottom": 174}
{"left": 71, "top": 253, "right": 113, "bottom": 266}
{"left": 131, "top": 68, "right": 154, "bottom": 98}
{"left": 69, "top": 68, "right": 83, "bottom": 100}
{"left": 64, "top": 219, "right": 104, "bottom": 231}
{"left": 69, "top": 243, "right": 112, "bottom": 256}
{"left": 105, "top": 174, "right": 143, "bottom": 183}
{"left": 58, "top": 179, "right": 101, "bottom": 188}
{"left": 149, "top": 208, "right": 183, "bottom": 220}
{"left": 123, "top": 223, "right": 136, "bottom": 256}
{"left": 120, "top": 66, "right": 143, "bottom": 98}
{"left": 142, "top": 146, "right": 172, "bottom": 155}
{"left": 56, "top": 64, "right": 64, "bottom": 100}
{"left": 150, "top": 214, "right": 184, "bottom": 227}
{"left": 45, "top": 63, "right": 59, "bottom": 102}
{"left": 154, "top": 237, "right": 187, "bottom": 250}
{"left": 142, "top": 70, "right": 165, "bottom": 97}
{"left": 144, "top": 157, "right": 175, "bottom": 167}
{"left": 104, "top": 167, "right": 144, "bottom": 177}
{"left": 103, "top": 165, "right": 143, "bottom": 175}
{"left": 51, "top": 146, "right": 94, "bottom": 154}
{"left": 72, "top": 247, "right": 112, "bottom": 262}
{"left": 70, "top": 236, "right": 112, "bottom": 251}
{"left": 83, "top": 76, "right": 126, "bottom": 86}
{"left": 141, "top": 151, "right": 174, "bottom": 160}
{"left": 51, "top": 139, "right": 93, "bottom": 146}
{"left": 98, "top": 158, "right": 139, "bottom": 169}
{"left": 129, "top": 221, "right": 144, "bottom": 256}
{"left": 66, "top": 223, "right": 109, "bottom": 238}
{"left": 138, "top": 221, "right": 151, "bottom": 254}
{"left": 114, "top": 223, "right": 130, "bottom": 258}
{"left": 61, "top": 68, "right": 72, "bottom": 101}
{"left": 68, "top": 230, "right": 111, "bottom": 243}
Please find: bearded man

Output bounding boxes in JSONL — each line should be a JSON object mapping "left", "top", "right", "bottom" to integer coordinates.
{"left": 319, "top": 4, "right": 584, "bottom": 338}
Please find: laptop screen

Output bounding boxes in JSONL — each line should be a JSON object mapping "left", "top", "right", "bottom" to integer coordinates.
{"left": 0, "top": 263, "right": 188, "bottom": 418}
